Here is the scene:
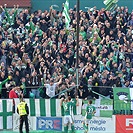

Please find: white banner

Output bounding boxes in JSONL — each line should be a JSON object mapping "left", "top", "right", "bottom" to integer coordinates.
{"left": 13, "top": 114, "right": 36, "bottom": 131}
{"left": 73, "top": 115, "right": 116, "bottom": 133}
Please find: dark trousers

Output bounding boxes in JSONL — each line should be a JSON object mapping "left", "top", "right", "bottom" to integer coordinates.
{"left": 19, "top": 115, "right": 29, "bottom": 133}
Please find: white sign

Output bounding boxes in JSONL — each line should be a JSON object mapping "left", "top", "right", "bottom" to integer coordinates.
{"left": 126, "top": 118, "right": 133, "bottom": 130}
{"left": 13, "top": 114, "right": 36, "bottom": 131}
{"left": 73, "top": 115, "right": 116, "bottom": 133}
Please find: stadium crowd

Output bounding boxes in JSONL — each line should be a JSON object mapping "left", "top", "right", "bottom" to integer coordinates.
{"left": 0, "top": 4, "right": 133, "bottom": 99}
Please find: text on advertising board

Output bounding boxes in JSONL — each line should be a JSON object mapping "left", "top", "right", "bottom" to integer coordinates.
{"left": 36, "top": 117, "right": 62, "bottom": 131}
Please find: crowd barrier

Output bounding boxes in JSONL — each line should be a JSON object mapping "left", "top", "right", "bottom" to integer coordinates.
{"left": 0, "top": 98, "right": 133, "bottom": 133}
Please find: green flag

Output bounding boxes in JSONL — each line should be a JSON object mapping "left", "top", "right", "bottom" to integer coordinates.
{"left": 113, "top": 87, "right": 133, "bottom": 111}
{"left": 62, "top": 0, "right": 71, "bottom": 29}
{"left": 82, "top": 99, "right": 113, "bottom": 117}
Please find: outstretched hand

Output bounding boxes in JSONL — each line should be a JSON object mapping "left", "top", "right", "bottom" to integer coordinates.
{"left": 17, "top": 4, "right": 19, "bottom": 8}
{"left": 4, "top": 4, "right": 7, "bottom": 7}
{"left": 8, "top": 75, "right": 12, "bottom": 80}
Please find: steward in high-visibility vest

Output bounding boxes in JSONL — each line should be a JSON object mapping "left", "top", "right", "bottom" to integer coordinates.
{"left": 17, "top": 102, "right": 27, "bottom": 116}
{"left": 17, "top": 98, "right": 29, "bottom": 133}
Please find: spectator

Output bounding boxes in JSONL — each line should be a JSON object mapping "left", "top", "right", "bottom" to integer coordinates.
{"left": 99, "top": 78, "right": 110, "bottom": 99}
{"left": 9, "top": 86, "right": 22, "bottom": 112}
{"left": 20, "top": 77, "right": 30, "bottom": 98}
{"left": 44, "top": 75, "right": 63, "bottom": 98}
{"left": 30, "top": 70, "right": 41, "bottom": 98}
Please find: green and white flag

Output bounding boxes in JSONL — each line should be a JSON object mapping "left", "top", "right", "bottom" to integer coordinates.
{"left": 113, "top": 87, "right": 133, "bottom": 111}
{"left": 82, "top": 99, "right": 113, "bottom": 117}
{"left": 62, "top": 0, "right": 71, "bottom": 29}
{"left": 15, "top": 99, "right": 82, "bottom": 117}
{"left": 0, "top": 99, "right": 13, "bottom": 129}
{"left": 103, "top": 0, "right": 118, "bottom": 11}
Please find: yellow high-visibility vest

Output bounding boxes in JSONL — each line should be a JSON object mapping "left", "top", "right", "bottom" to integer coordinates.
{"left": 17, "top": 102, "right": 27, "bottom": 116}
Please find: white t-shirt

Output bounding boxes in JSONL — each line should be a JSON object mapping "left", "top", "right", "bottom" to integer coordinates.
{"left": 45, "top": 83, "right": 57, "bottom": 98}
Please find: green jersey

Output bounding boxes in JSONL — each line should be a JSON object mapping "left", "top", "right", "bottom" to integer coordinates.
{"left": 63, "top": 101, "right": 75, "bottom": 116}
{"left": 86, "top": 105, "right": 96, "bottom": 119}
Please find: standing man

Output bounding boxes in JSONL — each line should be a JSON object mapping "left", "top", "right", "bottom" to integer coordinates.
{"left": 9, "top": 86, "right": 22, "bottom": 113}
{"left": 44, "top": 76, "right": 62, "bottom": 98}
{"left": 17, "top": 97, "right": 29, "bottom": 133}
{"left": 60, "top": 96, "right": 79, "bottom": 133}
{"left": 83, "top": 100, "right": 96, "bottom": 133}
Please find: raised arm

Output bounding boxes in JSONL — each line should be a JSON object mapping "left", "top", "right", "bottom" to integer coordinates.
{"left": 60, "top": 97, "right": 64, "bottom": 106}
{"left": 3, "top": 4, "right": 9, "bottom": 19}
{"left": 13, "top": 4, "right": 19, "bottom": 20}
{"left": 0, "top": 5, "right": 4, "bottom": 11}
{"left": 1, "top": 75, "right": 12, "bottom": 85}
{"left": 57, "top": 75, "right": 63, "bottom": 86}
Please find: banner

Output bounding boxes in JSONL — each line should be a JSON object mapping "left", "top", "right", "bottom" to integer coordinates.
{"left": 14, "top": 99, "right": 82, "bottom": 117}
{"left": 82, "top": 99, "right": 113, "bottom": 117}
{"left": 13, "top": 114, "right": 36, "bottom": 131}
{"left": 73, "top": 115, "right": 115, "bottom": 133}
{"left": 116, "top": 115, "right": 133, "bottom": 133}
{"left": 36, "top": 117, "right": 62, "bottom": 131}
{"left": 113, "top": 87, "right": 133, "bottom": 111}
{"left": 0, "top": 99, "right": 13, "bottom": 129}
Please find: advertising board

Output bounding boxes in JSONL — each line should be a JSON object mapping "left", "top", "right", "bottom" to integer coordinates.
{"left": 116, "top": 115, "right": 133, "bottom": 133}
{"left": 73, "top": 115, "right": 115, "bottom": 133}
{"left": 36, "top": 117, "right": 62, "bottom": 131}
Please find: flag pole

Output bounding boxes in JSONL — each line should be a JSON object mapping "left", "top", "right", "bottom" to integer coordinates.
{"left": 92, "top": 91, "right": 110, "bottom": 99}
{"left": 50, "top": 86, "right": 78, "bottom": 99}
{"left": 76, "top": 0, "right": 80, "bottom": 96}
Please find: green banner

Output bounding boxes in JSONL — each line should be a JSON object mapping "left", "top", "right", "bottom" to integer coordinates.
{"left": 113, "top": 87, "right": 133, "bottom": 111}
{"left": 82, "top": 99, "right": 113, "bottom": 117}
